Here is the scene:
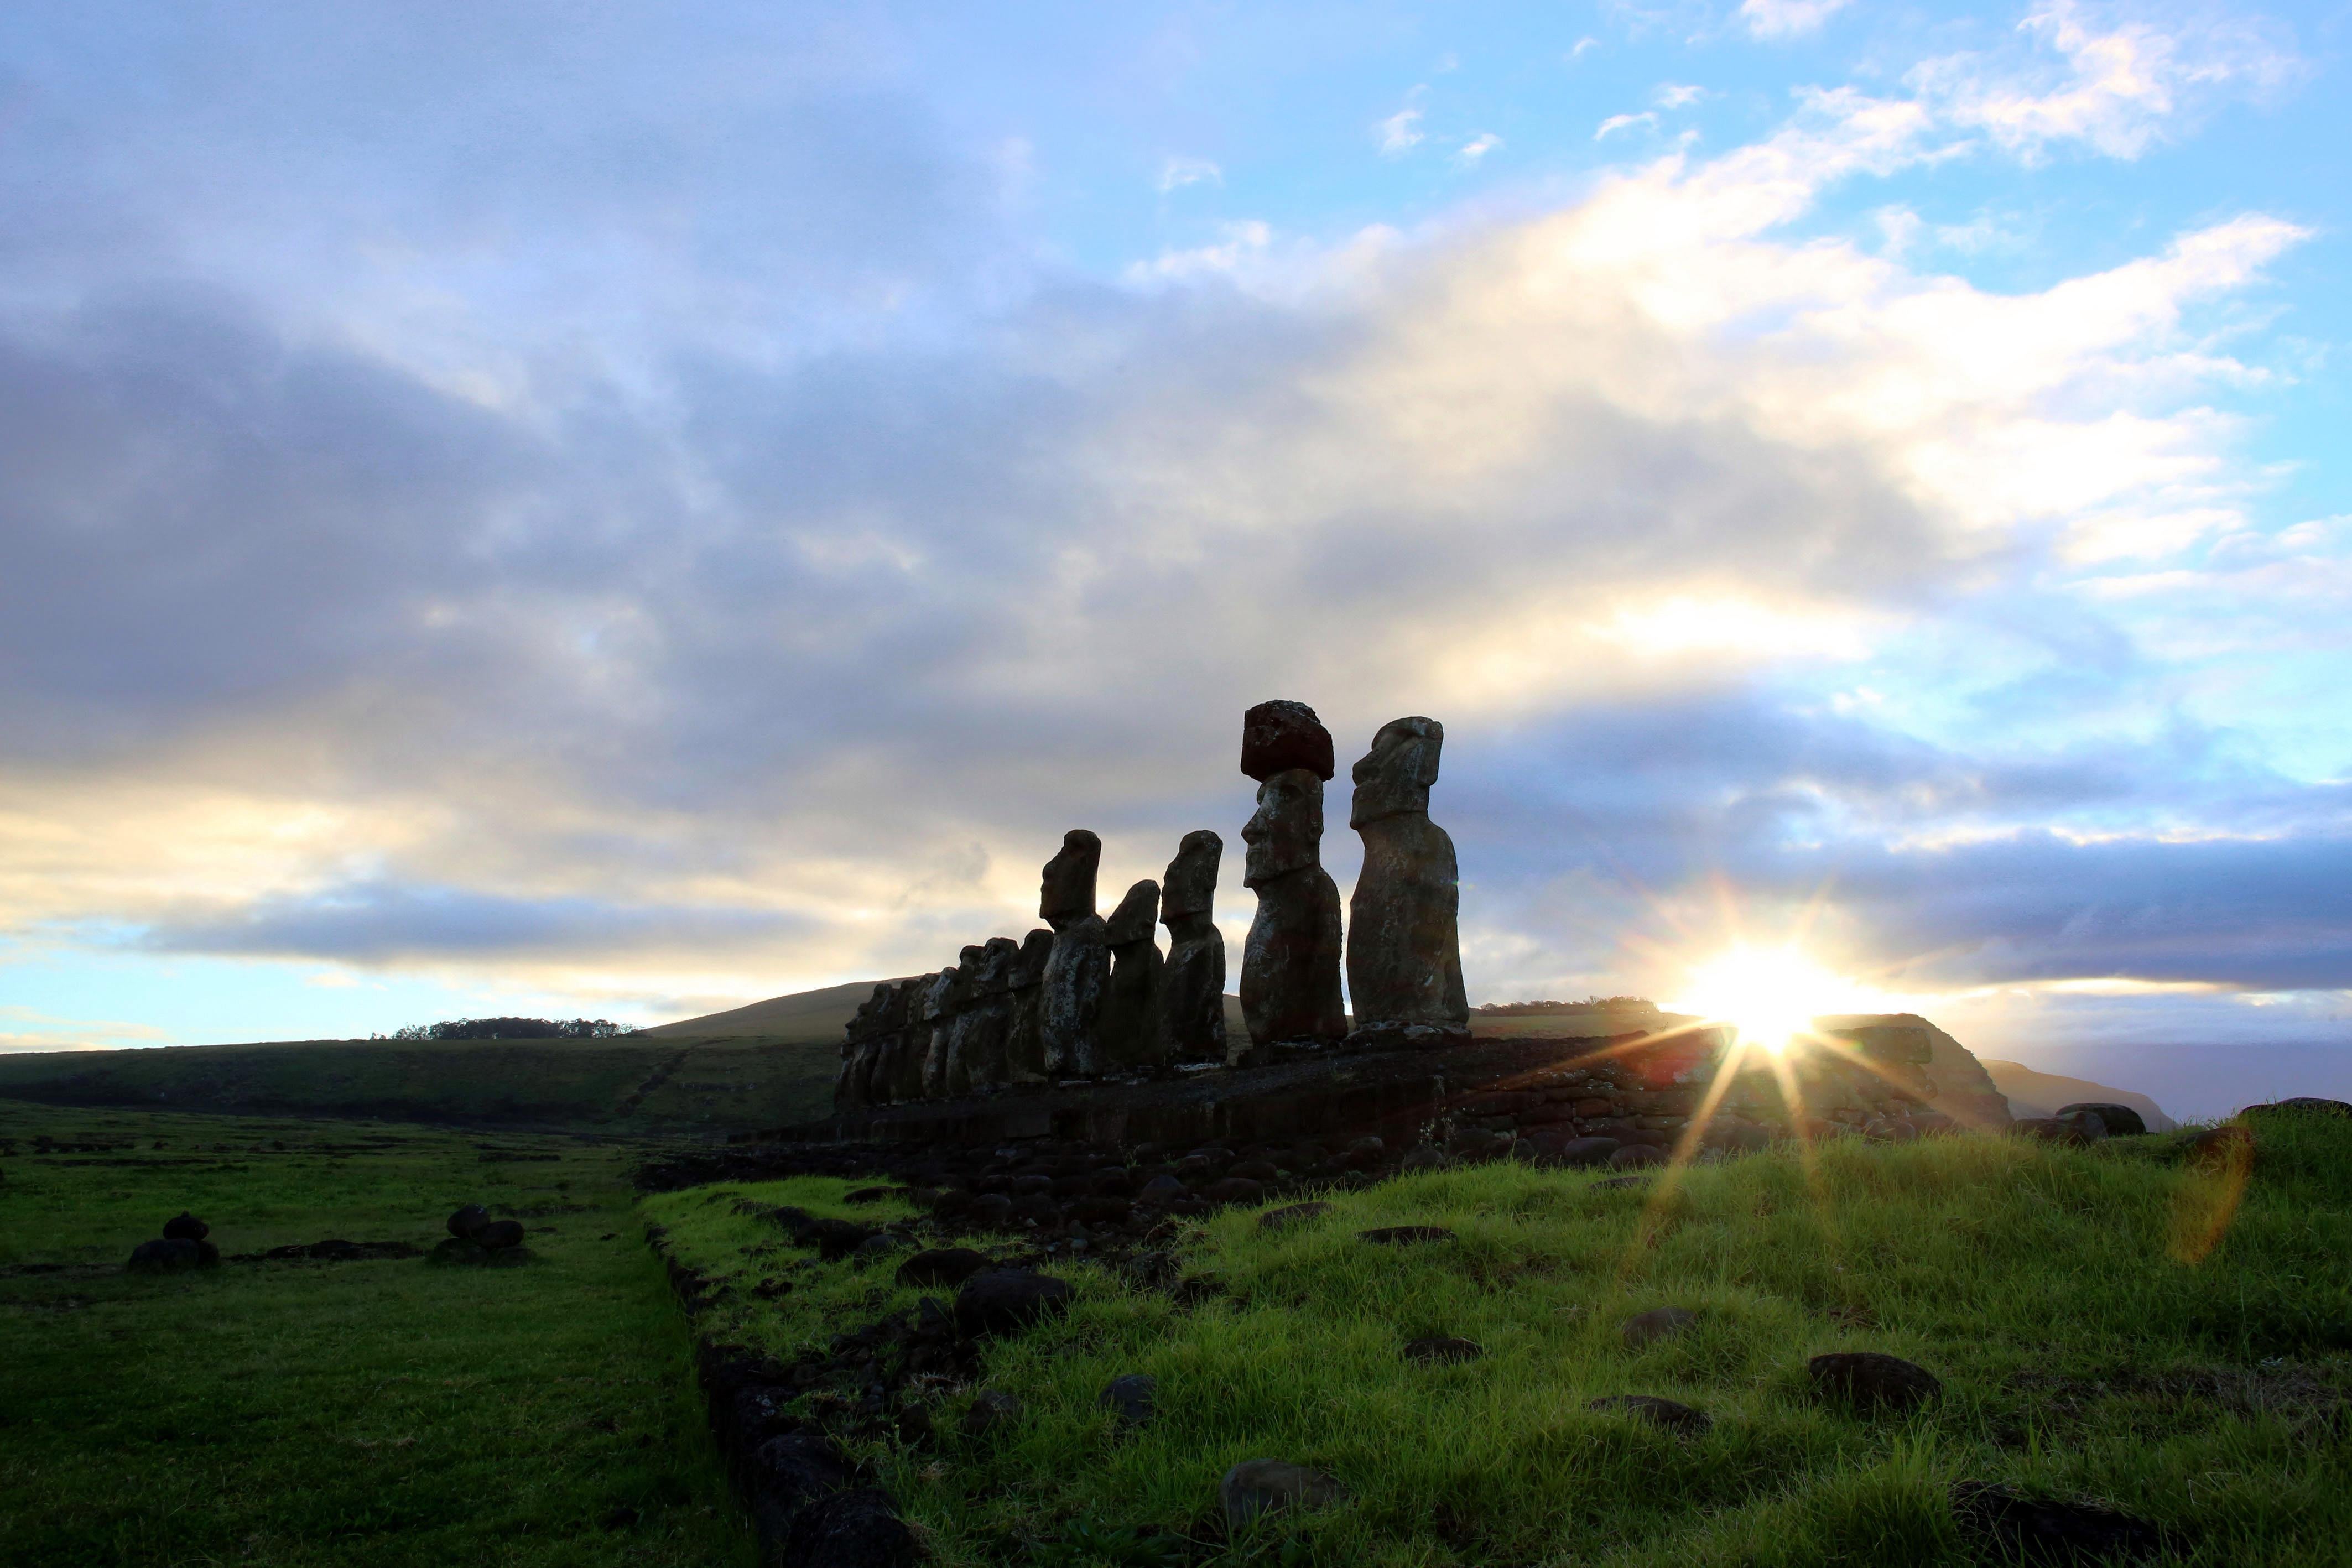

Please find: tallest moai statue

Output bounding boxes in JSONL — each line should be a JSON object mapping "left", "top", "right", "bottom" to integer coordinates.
{"left": 1039, "top": 829, "right": 1111, "bottom": 1076}
{"left": 1344, "top": 717, "right": 1469, "bottom": 1050}
{"left": 1239, "top": 700, "right": 1347, "bottom": 1059}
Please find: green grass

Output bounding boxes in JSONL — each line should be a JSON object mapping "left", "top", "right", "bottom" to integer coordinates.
{"left": 0, "top": 1102, "right": 751, "bottom": 1567}
{"left": 646, "top": 1117, "right": 2352, "bottom": 1566}
{"left": 0, "top": 1031, "right": 840, "bottom": 1135}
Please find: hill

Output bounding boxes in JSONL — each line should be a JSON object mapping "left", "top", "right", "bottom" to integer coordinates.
{"left": 1980, "top": 1059, "right": 2176, "bottom": 1130}
{"left": 644, "top": 978, "right": 903, "bottom": 1043}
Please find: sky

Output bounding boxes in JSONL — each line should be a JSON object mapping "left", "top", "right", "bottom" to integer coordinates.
{"left": 2, "top": 1, "right": 2347, "bottom": 1119}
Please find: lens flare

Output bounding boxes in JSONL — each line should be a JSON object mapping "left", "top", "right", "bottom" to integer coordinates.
{"left": 1672, "top": 944, "right": 1853, "bottom": 1053}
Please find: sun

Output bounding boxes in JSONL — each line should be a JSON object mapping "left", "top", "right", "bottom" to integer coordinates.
{"left": 1672, "top": 944, "right": 1851, "bottom": 1054}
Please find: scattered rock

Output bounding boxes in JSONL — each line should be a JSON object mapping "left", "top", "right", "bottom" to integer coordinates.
{"left": 475, "top": 1218, "right": 527, "bottom": 1250}
{"left": 127, "top": 1237, "right": 214, "bottom": 1272}
{"left": 2057, "top": 1102, "right": 2147, "bottom": 1137}
{"left": 1398, "top": 1147, "right": 1450, "bottom": 1173}
{"left": 896, "top": 1247, "right": 992, "bottom": 1289}
{"left": 1588, "top": 1394, "right": 1711, "bottom": 1437}
{"left": 782, "top": 1488, "right": 918, "bottom": 1568}
{"left": 962, "top": 1389, "right": 1021, "bottom": 1436}
{"left": 854, "top": 1233, "right": 910, "bottom": 1261}
{"left": 1808, "top": 1352, "right": 1943, "bottom": 1412}
{"left": 1622, "top": 1307, "right": 1699, "bottom": 1348}
{"left": 2015, "top": 1117, "right": 2100, "bottom": 1146}
{"left": 1200, "top": 1176, "right": 1265, "bottom": 1206}
{"left": 1258, "top": 1201, "right": 1331, "bottom": 1231}
{"left": 2254, "top": 1097, "right": 2352, "bottom": 1117}
{"left": 953, "top": 1270, "right": 1074, "bottom": 1337}
{"left": 1950, "top": 1480, "right": 2164, "bottom": 1564}
{"left": 2182, "top": 1126, "right": 2253, "bottom": 1173}
{"left": 845, "top": 1185, "right": 899, "bottom": 1205}
{"left": 1097, "top": 1373, "right": 1157, "bottom": 1427}
{"left": 1135, "top": 1175, "right": 1188, "bottom": 1207}
{"left": 1610, "top": 1144, "right": 1667, "bottom": 1170}
{"left": 1553, "top": 1137, "right": 1621, "bottom": 1168}
{"left": 162, "top": 1211, "right": 209, "bottom": 1242}
{"left": 1404, "top": 1336, "right": 1483, "bottom": 1365}
{"left": 1357, "top": 1225, "right": 1455, "bottom": 1246}
{"left": 446, "top": 1204, "right": 490, "bottom": 1239}
{"left": 1220, "top": 1458, "right": 1349, "bottom": 1533}
{"left": 966, "top": 1194, "right": 1015, "bottom": 1230}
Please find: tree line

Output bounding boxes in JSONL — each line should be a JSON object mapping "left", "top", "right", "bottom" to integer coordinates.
{"left": 379, "top": 1017, "right": 642, "bottom": 1041}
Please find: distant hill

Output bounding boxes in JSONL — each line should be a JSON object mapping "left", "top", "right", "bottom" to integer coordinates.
{"left": 1980, "top": 1059, "right": 2176, "bottom": 1131}
{"left": 647, "top": 979, "right": 908, "bottom": 1042}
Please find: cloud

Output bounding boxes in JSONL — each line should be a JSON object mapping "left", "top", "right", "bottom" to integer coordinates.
{"left": 1595, "top": 112, "right": 1659, "bottom": 140}
{"left": 1456, "top": 133, "right": 1503, "bottom": 165}
{"left": 1653, "top": 83, "right": 1707, "bottom": 110}
{"left": 1157, "top": 155, "right": 1223, "bottom": 192}
{"left": 1376, "top": 89, "right": 1427, "bottom": 155}
{"left": 1568, "top": 37, "right": 1602, "bottom": 62}
{"left": 0, "top": 1006, "right": 173, "bottom": 1054}
{"left": 0, "top": 3, "right": 2333, "bottom": 1033}
{"left": 1909, "top": 1, "right": 2303, "bottom": 162}
{"left": 1738, "top": 0, "right": 1855, "bottom": 40}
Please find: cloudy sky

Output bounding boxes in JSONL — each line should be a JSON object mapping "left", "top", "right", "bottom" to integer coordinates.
{"left": 3, "top": 1, "right": 2345, "bottom": 1116}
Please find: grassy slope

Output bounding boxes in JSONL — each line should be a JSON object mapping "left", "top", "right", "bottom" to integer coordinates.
{"left": 0, "top": 1102, "right": 750, "bottom": 1568}
{"left": 1982, "top": 1060, "right": 2177, "bottom": 1129}
{"left": 647, "top": 1118, "right": 2352, "bottom": 1566}
{"left": 0, "top": 1032, "right": 842, "bottom": 1135}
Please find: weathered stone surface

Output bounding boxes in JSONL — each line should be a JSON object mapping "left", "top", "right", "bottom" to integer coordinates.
{"left": 954, "top": 1270, "right": 1074, "bottom": 1337}
{"left": 1240, "top": 700, "right": 1335, "bottom": 782}
{"left": 1003, "top": 929, "right": 1053, "bottom": 1084}
{"left": 1241, "top": 767, "right": 1346, "bottom": 1058}
{"left": 127, "top": 1237, "right": 210, "bottom": 1271}
{"left": 837, "top": 981, "right": 910, "bottom": 1109}
{"left": 1949, "top": 1481, "right": 2163, "bottom": 1564}
{"left": 962, "top": 1389, "right": 1021, "bottom": 1436}
{"left": 475, "top": 1218, "right": 527, "bottom": 1249}
{"left": 896, "top": 1247, "right": 992, "bottom": 1289}
{"left": 782, "top": 1489, "right": 918, "bottom": 1568}
{"left": 1100, "top": 879, "right": 1168, "bottom": 1073}
{"left": 1404, "top": 1336, "right": 1483, "bottom": 1365}
{"left": 1808, "top": 1351, "right": 1943, "bottom": 1411}
{"left": 446, "top": 1204, "right": 490, "bottom": 1238}
{"left": 1588, "top": 1394, "right": 1711, "bottom": 1437}
{"left": 1622, "top": 1306, "right": 1699, "bottom": 1347}
{"left": 2058, "top": 1101, "right": 2148, "bottom": 1137}
{"left": 915, "top": 963, "right": 965, "bottom": 1101}
{"left": 1040, "top": 829, "right": 1102, "bottom": 926}
{"left": 1220, "top": 1459, "right": 1348, "bottom": 1532}
{"left": 1610, "top": 1144, "right": 1667, "bottom": 1170}
{"left": 1097, "top": 1373, "right": 1157, "bottom": 1428}
{"left": 1160, "top": 831, "right": 1228, "bottom": 1064}
{"left": 163, "top": 1211, "right": 209, "bottom": 1242}
{"left": 1345, "top": 717, "right": 1469, "bottom": 1052}
{"left": 1042, "top": 915, "right": 1110, "bottom": 1076}
{"left": 944, "top": 939, "right": 1018, "bottom": 1096}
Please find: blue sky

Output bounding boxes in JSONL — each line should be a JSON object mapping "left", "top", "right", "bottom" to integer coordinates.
{"left": 2, "top": 1, "right": 2346, "bottom": 1118}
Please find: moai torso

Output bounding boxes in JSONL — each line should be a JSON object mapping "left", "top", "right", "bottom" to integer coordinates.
{"left": 1003, "top": 928, "right": 1054, "bottom": 1083}
{"left": 1159, "top": 830, "right": 1227, "bottom": 1065}
{"left": 1344, "top": 716, "right": 1469, "bottom": 1049}
{"left": 835, "top": 980, "right": 909, "bottom": 1109}
{"left": 1038, "top": 830, "right": 1111, "bottom": 1076}
{"left": 912, "top": 963, "right": 961, "bottom": 1100}
{"left": 1099, "top": 878, "right": 1168, "bottom": 1074}
{"left": 945, "top": 936, "right": 1019, "bottom": 1095}
{"left": 1239, "top": 701, "right": 1347, "bottom": 1058}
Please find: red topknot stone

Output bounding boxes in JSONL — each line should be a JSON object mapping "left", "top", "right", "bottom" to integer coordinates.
{"left": 1241, "top": 700, "right": 1334, "bottom": 782}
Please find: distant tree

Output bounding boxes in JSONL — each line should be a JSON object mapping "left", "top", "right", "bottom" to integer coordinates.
{"left": 383, "top": 1017, "right": 640, "bottom": 1041}
{"left": 1471, "top": 996, "right": 1654, "bottom": 1017}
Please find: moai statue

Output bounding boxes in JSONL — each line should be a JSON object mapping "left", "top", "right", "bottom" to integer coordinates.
{"left": 944, "top": 936, "right": 1020, "bottom": 1096}
{"left": 834, "top": 980, "right": 907, "bottom": 1109}
{"left": 1099, "top": 879, "right": 1168, "bottom": 1073}
{"left": 1159, "top": 830, "right": 1227, "bottom": 1065}
{"left": 1003, "top": 928, "right": 1054, "bottom": 1083}
{"left": 1039, "top": 830, "right": 1111, "bottom": 1077}
{"left": 912, "top": 962, "right": 961, "bottom": 1101}
{"left": 1239, "top": 700, "right": 1347, "bottom": 1059}
{"left": 1345, "top": 716, "right": 1470, "bottom": 1050}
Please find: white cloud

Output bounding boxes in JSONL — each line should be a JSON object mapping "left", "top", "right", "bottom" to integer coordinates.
{"left": 1120, "top": 219, "right": 1273, "bottom": 284}
{"left": 1654, "top": 82, "right": 1707, "bottom": 110}
{"left": 1595, "top": 111, "right": 1658, "bottom": 140}
{"left": 1909, "top": 1, "right": 2303, "bottom": 162}
{"left": 1738, "top": 0, "right": 1855, "bottom": 40}
{"left": 1156, "top": 155, "right": 1224, "bottom": 192}
{"left": 1568, "top": 37, "right": 1601, "bottom": 62}
{"left": 1456, "top": 132, "right": 1503, "bottom": 165}
{"left": 1376, "top": 91, "right": 1427, "bottom": 155}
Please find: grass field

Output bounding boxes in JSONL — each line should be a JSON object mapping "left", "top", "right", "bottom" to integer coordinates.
{"left": 646, "top": 1114, "right": 2352, "bottom": 1566}
{"left": 0, "top": 1102, "right": 751, "bottom": 1568}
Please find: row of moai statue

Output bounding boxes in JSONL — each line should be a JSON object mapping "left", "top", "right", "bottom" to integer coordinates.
{"left": 834, "top": 699, "right": 1468, "bottom": 1109}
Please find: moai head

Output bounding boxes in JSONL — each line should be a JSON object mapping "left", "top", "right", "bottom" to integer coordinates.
{"left": 1011, "top": 928, "right": 1054, "bottom": 987}
{"left": 1350, "top": 716, "right": 1443, "bottom": 828}
{"left": 1241, "top": 700, "right": 1335, "bottom": 783}
{"left": 1243, "top": 768, "right": 1325, "bottom": 888}
{"left": 1105, "top": 879, "right": 1161, "bottom": 946}
{"left": 977, "top": 935, "right": 1021, "bottom": 994}
{"left": 1161, "top": 830, "right": 1222, "bottom": 924}
{"left": 1039, "top": 829, "right": 1102, "bottom": 929}
{"left": 855, "top": 980, "right": 910, "bottom": 1035}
